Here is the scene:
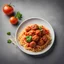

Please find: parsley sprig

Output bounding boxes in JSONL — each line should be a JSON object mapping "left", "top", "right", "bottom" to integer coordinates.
{"left": 15, "top": 11, "right": 22, "bottom": 20}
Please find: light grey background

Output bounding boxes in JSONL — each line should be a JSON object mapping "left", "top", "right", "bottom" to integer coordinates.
{"left": 0, "top": 0, "right": 64, "bottom": 64}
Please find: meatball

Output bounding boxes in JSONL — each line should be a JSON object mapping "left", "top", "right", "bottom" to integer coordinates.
{"left": 42, "top": 27, "right": 49, "bottom": 35}
{"left": 45, "top": 30, "right": 49, "bottom": 34}
{"left": 35, "top": 30, "right": 41, "bottom": 36}
{"left": 31, "top": 24, "right": 39, "bottom": 30}
{"left": 38, "top": 38, "right": 44, "bottom": 46}
{"left": 28, "top": 30, "right": 35, "bottom": 36}
{"left": 30, "top": 41, "right": 36, "bottom": 48}
{"left": 42, "top": 35, "right": 48, "bottom": 42}
{"left": 25, "top": 26, "right": 31, "bottom": 32}
{"left": 32, "top": 35, "right": 39, "bottom": 42}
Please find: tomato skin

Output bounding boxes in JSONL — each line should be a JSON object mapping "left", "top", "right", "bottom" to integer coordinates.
{"left": 10, "top": 16, "right": 18, "bottom": 24}
{"left": 3, "top": 4, "right": 14, "bottom": 15}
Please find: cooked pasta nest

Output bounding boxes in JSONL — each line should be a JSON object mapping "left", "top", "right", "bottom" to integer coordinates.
{"left": 18, "top": 24, "right": 51, "bottom": 52}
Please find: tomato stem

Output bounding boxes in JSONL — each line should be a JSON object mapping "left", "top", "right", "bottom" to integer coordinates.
{"left": 9, "top": 3, "right": 15, "bottom": 7}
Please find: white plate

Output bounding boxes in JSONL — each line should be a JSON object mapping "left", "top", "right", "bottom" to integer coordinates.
{"left": 15, "top": 17, "right": 55, "bottom": 55}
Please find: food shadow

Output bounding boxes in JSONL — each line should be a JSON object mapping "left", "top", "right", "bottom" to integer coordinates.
{"left": 6, "top": 12, "right": 16, "bottom": 18}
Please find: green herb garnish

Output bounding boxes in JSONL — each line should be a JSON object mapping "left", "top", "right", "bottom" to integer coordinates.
{"left": 7, "top": 39, "right": 12, "bottom": 44}
{"left": 26, "top": 36, "right": 32, "bottom": 42}
{"left": 7, "top": 32, "right": 11, "bottom": 35}
{"left": 15, "top": 11, "right": 22, "bottom": 20}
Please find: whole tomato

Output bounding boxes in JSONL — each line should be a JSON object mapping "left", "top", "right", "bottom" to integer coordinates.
{"left": 10, "top": 16, "right": 18, "bottom": 24}
{"left": 3, "top": 4, "right": 14, "bottom": 15}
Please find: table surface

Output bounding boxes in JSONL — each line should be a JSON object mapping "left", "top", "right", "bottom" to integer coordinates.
{"left": 0, "top": 0, "right": 64, "bottom": 64}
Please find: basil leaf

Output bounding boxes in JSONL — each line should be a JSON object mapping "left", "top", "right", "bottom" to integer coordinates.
{"left": 26, "top": 36, "right": 32, "bottom": 42}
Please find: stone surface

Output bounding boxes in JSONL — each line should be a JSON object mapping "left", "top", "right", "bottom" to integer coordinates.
{"left": 0, "top": 0, "right": 64, "bottom": 64}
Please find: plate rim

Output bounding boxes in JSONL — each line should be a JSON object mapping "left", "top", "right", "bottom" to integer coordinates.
{"left": 15, "top": 17, "right": 55, "bottom": 55}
